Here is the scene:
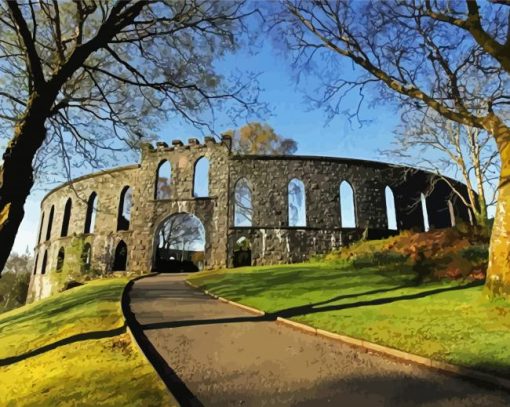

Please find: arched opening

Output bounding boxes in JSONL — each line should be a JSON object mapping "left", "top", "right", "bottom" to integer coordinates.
{"left": 37, "top": 212, "right": 45, "bottom": 244}
{"left": 155, "top": 160, "right": 172, "bottom": 199}
{"left": 60, "top": 198, "right": 72, "bottom": 237}
{"left": 233, "top": 236, "right": 251, "bottom": 267}
{"left": 46, "top": 205, "right": 55, "bottom": 241}
{"left": 56, "top": 247, "right": 65, "bottom": 272}
{"left": 84, "top": 192, "right": 98, "bottom": 233}
{"left": 234, "top": 178, "right": 253, "bottom": 226}
{"left": 113, "top": 241, "right": 128, "bottom": 271}
{"left": 421, "top": 193, "right": 430, "bottom": 232}
{"left": 448, "top": 199, "right": 456, "bottom": 227}
{"left": 154, "top": 213, "right": 205, "bottom": 272}
{"left": 41, "top": 251, "right": 48, "bottom": 275}
{"left": 340, "top": 181, "right": 356, "bottom": 228}
{"left": 193, "top": 157, "right": 210, "bottom": 197}
{"left": 288, "top": 178, "right": 306, "bottom": 227}
{"left": 33, "top": 254, "right": 39, "bottom": 275}
{"left": 81, "top": 243, "right": 92, "bottom": 272}
{"left": 385, "top": 186, "right": 398, "bottom": 230}
{"left": 117, "top": 186, "right": 132, "bottom": 231}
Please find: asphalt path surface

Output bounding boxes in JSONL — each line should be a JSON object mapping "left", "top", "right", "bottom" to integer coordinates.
{"left": 129, "top": 274, "right": 510, "bottom": 407}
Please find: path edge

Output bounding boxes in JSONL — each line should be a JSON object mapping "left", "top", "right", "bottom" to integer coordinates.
{"left": 122, "top": 274, "right": 203, "bottom": 407}
{"left": 186, "top": 280, "right": 510, "bottom": 393}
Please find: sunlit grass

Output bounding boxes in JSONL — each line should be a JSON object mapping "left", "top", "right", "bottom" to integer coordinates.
{"left": 0, "top": 278, "right": 176, "bottom": 407}
{"left": 189, "top": 260, "right": 510, "bottom": 377}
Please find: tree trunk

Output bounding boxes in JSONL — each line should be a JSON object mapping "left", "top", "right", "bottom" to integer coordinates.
{"left": 485, "top": 119, "right": 510, "bottom": 298}
{"left": 0, "top": 93, "right": 52, "bottom": 275}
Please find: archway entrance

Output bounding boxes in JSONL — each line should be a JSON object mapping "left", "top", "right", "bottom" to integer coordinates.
{"left": 153, "top": 213, "right": 206, "bottom": 273}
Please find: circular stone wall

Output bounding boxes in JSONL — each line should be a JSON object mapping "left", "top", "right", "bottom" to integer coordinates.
{"left": 28, "top": 136, "right": 473, "bottom": 301}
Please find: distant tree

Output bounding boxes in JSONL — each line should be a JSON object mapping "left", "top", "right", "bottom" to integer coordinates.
{"left": 276, "top": 0, "right": 510, "bottom": 298}
{"left": 227, "top": 122, "right": 298, "bottom": 155}
{"left": 0, "top": 250, "right": 32, "bottom": 312}
{"left": 0, "top": 1, "right": 260, "bottom": 275}
{"left": 229, "top": 122, "right": 298, "bottom": 227}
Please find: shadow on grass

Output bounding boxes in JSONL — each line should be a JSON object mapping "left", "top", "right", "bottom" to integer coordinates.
{"left": 139, "top": 280, "right": 483, "bottom": 331}
{"left": 0, "top": 324, "right": 127, "bottom": 366}
{"left": 195, "top": 263, "right": 417, "bottom": 303}
{"left": 267, "top": 280, "right": 484, "bottom": 319}
{"left": 0, "top": 283, "right": 123, "bottom": 332}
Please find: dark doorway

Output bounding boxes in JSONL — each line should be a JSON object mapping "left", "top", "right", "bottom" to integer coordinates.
{"left": 233, "top": 236, "right": 251, "bottom": 267}
{"left": 113, "top": 240, "right": 127, "bottom": 271}
{"left": 153, "top": 213, "right": 205, "bottom": 273}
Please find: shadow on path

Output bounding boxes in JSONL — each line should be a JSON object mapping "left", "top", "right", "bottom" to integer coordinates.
{"left": 139, "top": 280, "right": 483, "bottom": 331}
{"left": 123, "top": 278, "right": 204, "bottom": 407}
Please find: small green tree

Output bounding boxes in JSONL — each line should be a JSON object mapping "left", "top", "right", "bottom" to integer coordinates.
{"left": 0, "top": 250, "right": 32, "bottom": 312}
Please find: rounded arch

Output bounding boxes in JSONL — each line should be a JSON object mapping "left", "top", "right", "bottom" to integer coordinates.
{"left": 117, "top": 186, "right": 132, "bottom": 231}
{"left": 340, "top": 180, "right": 356, "bottom": 228}
{"left": 421, "top": 193, "right": 430, "bottom": 232}
{"left": 82, "top": 242, "right": 92, "bottom": 272}
{"left": 155, "top": 160, "right": 172, "bottom": 199}
{"left": 193, "top": 156, "right": 210, "bottom": 197}
{"left": 113, "top": 240, "right": 128, "bottom": 271}
{"left": 84, "top": 192, "right": 98, "bottom": 233}
{"left": 385, "top": 186, "right": 398, "bottom": 230}
{"left": 33, "top": 254, "right": 39, "bottom": 275}
{"left": 234, "top": 177, "right": 253, "bottom": 227}
{"left": 37, "top": 212, "right": 45, "bottom": 244}
{"left": 447, "top": 199, "right": 456, "bottom": 227}
{"left": 153, "top": 212, "right": 206, "bottom": 272}
{"left": 60, "top": 198, "right": 72, "bottom": 237}
{"left": 56, "top": 247, "right": 65, "bottom": 272}
{"left": 41, "top": 250, "right": 48, "bottom": 275}
{"left": 46, "top": 205, "right": 55, "bottom": 241}
{"left": 288, "top": 178, "right": 306, "bottom": 227}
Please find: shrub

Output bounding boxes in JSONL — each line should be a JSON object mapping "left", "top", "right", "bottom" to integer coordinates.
{"left": 460, "top": 244, "right": 489, "bottom": 267}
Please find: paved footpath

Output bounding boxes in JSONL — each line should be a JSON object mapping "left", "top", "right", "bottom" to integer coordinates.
{"left": 129, "top": 274, "right": 510, "bottom": 407}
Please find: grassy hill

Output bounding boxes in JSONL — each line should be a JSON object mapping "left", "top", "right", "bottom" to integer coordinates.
{"left": 189, "top": 229, "right": 510, "bottom": 378}
{"left": 0, "top": 278, "right": 176, "bottom": 407}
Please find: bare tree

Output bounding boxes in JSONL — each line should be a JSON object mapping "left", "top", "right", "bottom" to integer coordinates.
{"left": 0, "top": 1, "right": 260, "bottom": 275}
{"left": 158, "top": 213, "right": 204, "bottom": 251}
{"left": 389, "top": 106, "right": 500, "bottom": 229}
{"left": 276, "top": 0, "right": 510, "bottom": 298}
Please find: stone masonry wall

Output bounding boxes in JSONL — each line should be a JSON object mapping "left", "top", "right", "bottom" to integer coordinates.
{"left": 28, "top": 141, "right": 473, "bottom": 302}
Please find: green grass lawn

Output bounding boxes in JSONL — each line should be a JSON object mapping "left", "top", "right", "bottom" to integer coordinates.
{"left": 189, "top": 261, "right": 510, "bottom": 377}
{"left": 0, "top": 278, "right": 176, "bottom": 407}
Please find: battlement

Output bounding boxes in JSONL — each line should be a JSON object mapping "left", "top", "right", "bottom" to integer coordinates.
{"left": 141, "top": 134, "right": 232, "bottom": 159}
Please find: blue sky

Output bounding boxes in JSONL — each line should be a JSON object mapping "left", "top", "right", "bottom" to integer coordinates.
{"left": 13, "top": 34, "right": 401, "bottom": 254}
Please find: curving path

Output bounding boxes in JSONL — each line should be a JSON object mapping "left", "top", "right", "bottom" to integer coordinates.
{"left": 129, "top": 274, "right": 510, "bottom": 407}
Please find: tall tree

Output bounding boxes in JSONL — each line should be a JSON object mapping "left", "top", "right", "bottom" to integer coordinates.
{"left": 0, "top": 1, "right": 259, "bottom": 275}
{"left": 277, "top": 0, "right": 510, "bottom": 298}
